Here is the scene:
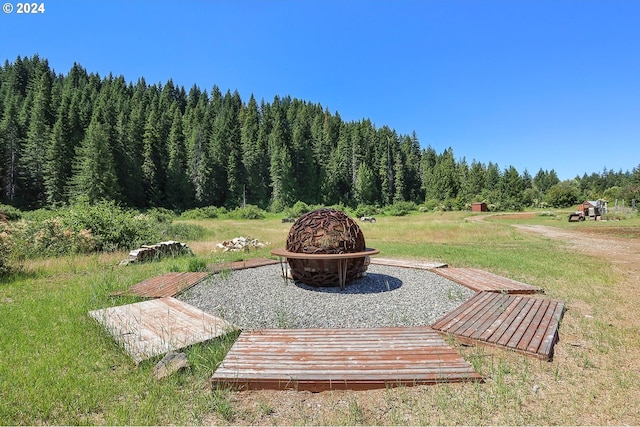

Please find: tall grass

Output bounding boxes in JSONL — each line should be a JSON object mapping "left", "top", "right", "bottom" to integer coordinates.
{"left": 1, "top": 210, "right": 639, "bottom": 424}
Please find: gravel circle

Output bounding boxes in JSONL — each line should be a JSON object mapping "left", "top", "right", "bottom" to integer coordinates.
{"left": 178, "top": 264, "right": 475, "bottom": 329}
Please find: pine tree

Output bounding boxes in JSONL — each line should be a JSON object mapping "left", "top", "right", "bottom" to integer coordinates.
{"left": 186, "top": 92, "right": 212, "bottom": 206}
{"left": 0, "top": 93, "right": 22, "bottom": 203}
{"left": 290, "top": 102, "right": 317, "bottom": 203}
{"left": 355, "top": 162, "right": 377, "bottom": 205}
{"left": 166, "top": 104, "right": 192, "bottom": 209}
{"left": 223, "top": 91, "right": 243, "bottom": 208}
{"left": 468, "top": 160, "right": 486, "bottom": 200}
{"left": 71, "top": 115, "right": 119, "bottom": 202}
{"left": 22, "top": 68, "right": 53, "bottom": 207}
{"left": 241, "top": 95, "right": 269, "bottom": 208}
{"left": 44, "top": 89, "right": 75, "bottom": 204}
{"left": 421, "top": 145, "right": 437, "bottom": 202}
{"left": 433, "top": 148, "right": 459, "bottom": 201}
{"left": 393, "top": 150, "right": 405, "bottom": 203}
{"left": 142, "top": 101, "right": 166, "bottom": 206}
{"left": 268, "top": 102, "right": 295, "bottom": 210}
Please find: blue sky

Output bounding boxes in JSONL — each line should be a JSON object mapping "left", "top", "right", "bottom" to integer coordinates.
{"left": 1, "top": 0, "right": 639, "bottom": 180}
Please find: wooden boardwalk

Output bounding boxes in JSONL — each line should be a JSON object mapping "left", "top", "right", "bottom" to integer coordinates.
{"left": 431, "top": 292, "right": 565, "bottom": 360}
{"left": 89, "top": 297, "right": 237, "bottom": 363}
{"left": 119, "top": 272, "right": 210, "bottom": 298}
{"left": 211, "top": 326, "right": 482, "bottom": 391}
{"left": 432, "top": 268, "right": 543, "bottom": 294}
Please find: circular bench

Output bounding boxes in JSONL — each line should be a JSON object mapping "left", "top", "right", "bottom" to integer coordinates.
{"left": 271, "top": 248, "right": 380, "bottom": 289}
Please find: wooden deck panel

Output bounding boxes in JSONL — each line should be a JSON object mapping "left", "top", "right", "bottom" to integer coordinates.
{"left": 432, "top": 292, "right": 565, "bottom": 360}
{"left": 432, "top": 267, "right": 543, "bottom": 294}
{"left": 370, "top": 258, "right": 448, "bottom": 270}
{"left": 211, "top": 326, "right": 482, "bottom": 391}
{"left": 121, "top": 272, "right": 210, "bottom": 298}
{"left": 89, "top": 297, "right": 237, "bottom": 363}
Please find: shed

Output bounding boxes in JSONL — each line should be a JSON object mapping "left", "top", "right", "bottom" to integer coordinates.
{"left": 582, "top": 200, "right": 607, "bottom": 218}
{"left": 471, "top": 202, "right": 488, "bottom": 212}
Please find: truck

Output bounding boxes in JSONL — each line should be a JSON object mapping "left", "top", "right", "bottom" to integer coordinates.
{"left": 568, "top": 211, "right": 586, "bottom": 222}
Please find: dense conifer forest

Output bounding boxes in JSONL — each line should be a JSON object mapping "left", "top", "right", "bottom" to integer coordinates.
{"left": 1, "top": 55, "right": 639, "bottom": 212}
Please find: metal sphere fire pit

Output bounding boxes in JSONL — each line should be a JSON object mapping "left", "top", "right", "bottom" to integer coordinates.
{"left": 281, "top": 208, "right": 377, "bottom": 287}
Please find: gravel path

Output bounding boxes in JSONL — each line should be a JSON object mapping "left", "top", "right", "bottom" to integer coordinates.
{"left": 178, "top": 264, "right": 474, "bottom": 329}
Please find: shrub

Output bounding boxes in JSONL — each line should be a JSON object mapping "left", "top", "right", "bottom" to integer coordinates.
{"left": 146, "top": 207, "right": 176, "bottom": 223}
{"left": 180, "top": 206, "right": 222, "bottom": 220}
{"left": 422, "top": 199, "right": 439, "bottom": 212}
{"left": 62, "top": 200, "right": 158, "bottom": 252}
{"left": 0, "top": 204, "right": 22, "bottom": 221}
{"left": 10, "top": 200, "right": 159, "bottom": 257}
{"left": 353, "top": 204, "right": 380, "bottom": 218}
{"left": 385, "top": 201, "right": 418, "bottom": 216}
{"left": 0, "top": 227, "right": 12, "bottom": 275}
{"left": 227, "top": 205, "right": 265, "bottom": 220}
{"left": 290, "top": 201, "right": 312, "bottom": 217}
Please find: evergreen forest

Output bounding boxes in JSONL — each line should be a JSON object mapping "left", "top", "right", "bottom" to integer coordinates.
{"left": 1, "top": 55, "right": 639, "bottom": 213}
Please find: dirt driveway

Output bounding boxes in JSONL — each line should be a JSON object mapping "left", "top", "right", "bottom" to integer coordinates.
{"left": 511, "top": 223, "right": 640, "bottom": 279}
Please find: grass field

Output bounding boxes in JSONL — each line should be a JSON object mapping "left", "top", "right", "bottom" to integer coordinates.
{"left": 1, "top": 210, "right": 639, "bottom": 425}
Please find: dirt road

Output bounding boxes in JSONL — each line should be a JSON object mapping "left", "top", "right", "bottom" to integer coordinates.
{"left": 512, "top": 223, "right": 640, "bottom": 278}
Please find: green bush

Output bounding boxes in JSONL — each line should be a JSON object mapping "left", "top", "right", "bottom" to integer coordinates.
{"left": 145, "top": 207, "right": 176, "bottom": 223}
{"left": 0, "top": 227, "right": 12, "bottom": 275}
{"left": 62, "top": 200, "right": 158, "bottom": 252}
{"left": 0, "top": 204, "right": 22, "bottom": 221}
{"left": 180, "top": 206, "right": 223, "bottom": 220}
{"left": 422, "top": 199, "right": 439, "bottom": 212}
{"left": 291, "top": 201, "right": 312, "bottom": 217}
{"left": 10, "top": 218, "right": 96, "bottom": 258}
{"left": 353, "top": 204, "right": 380, "bottom": 218}
{"left": 228, "top": 205, "right": 265, "bottom": 220}
{"left": 385, "top": 201, "right": 418, "bottom": 216}
{"left": 9, "top": 200, "right": 160, "bottom": 257}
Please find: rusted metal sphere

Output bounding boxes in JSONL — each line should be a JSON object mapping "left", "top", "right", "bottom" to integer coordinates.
{"left": 285, "top": 208, "right": 369, "bottom": 286}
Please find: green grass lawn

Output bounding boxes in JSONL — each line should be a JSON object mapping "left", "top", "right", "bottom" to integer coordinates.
{"left": 1, "top": 210, "right": 639, "bottom": 425}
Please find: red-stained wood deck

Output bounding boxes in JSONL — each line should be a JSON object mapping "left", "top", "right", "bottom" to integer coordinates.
{"left": 119, "top": 272, "right": 210, "bottom": 298}
{"left": 211, "top": 326, "right": 483, "bottom": 391}
{"left": 89, "top": 297, "right": 237, "bottom": 363}
{"left": 431, "top": 292, "right": 565, "bottom": 360}
{"left": 432, "top": 267, "right": 543, "bottom": 294}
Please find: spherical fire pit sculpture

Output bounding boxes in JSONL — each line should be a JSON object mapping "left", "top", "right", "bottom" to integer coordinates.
{"left": 284, "top": 208, "right": 373, "bottom": 287}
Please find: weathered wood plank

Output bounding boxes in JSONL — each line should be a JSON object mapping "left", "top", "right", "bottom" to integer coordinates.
{"left": 431, "top": 291, "right": 495, "bottom": 332}
{"left": 431, "top": 292, "right": 565, "bottom": 361}
{"left": 89, "top": 297, "right": 237, "bottom": 363}
{"left": 432, "top": 268, "right": 543, "bottom": 294}
{"left": 212, "top": 326, "right": 482, "bottom": 391}
{"left": 537, "top": 301, "right": 566, "bottom": 358}
{"left": 117, "top": 272, "right": 210, "bottom": 298}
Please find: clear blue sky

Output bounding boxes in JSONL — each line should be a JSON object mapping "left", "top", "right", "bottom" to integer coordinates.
{"left": 2, "top": 0, "right": 639, "bottom": 180}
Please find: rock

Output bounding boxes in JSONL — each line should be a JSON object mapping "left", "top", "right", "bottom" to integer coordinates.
{"left": 152, "top": 351, "right": 189, "bottom": 380}
{"left": 214, "top": 236, "right": 268, "bottom": 252}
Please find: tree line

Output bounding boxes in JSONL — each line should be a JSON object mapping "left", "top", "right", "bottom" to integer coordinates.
{"left": 1, "top": 55, "right": 638, "bottom": 212}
